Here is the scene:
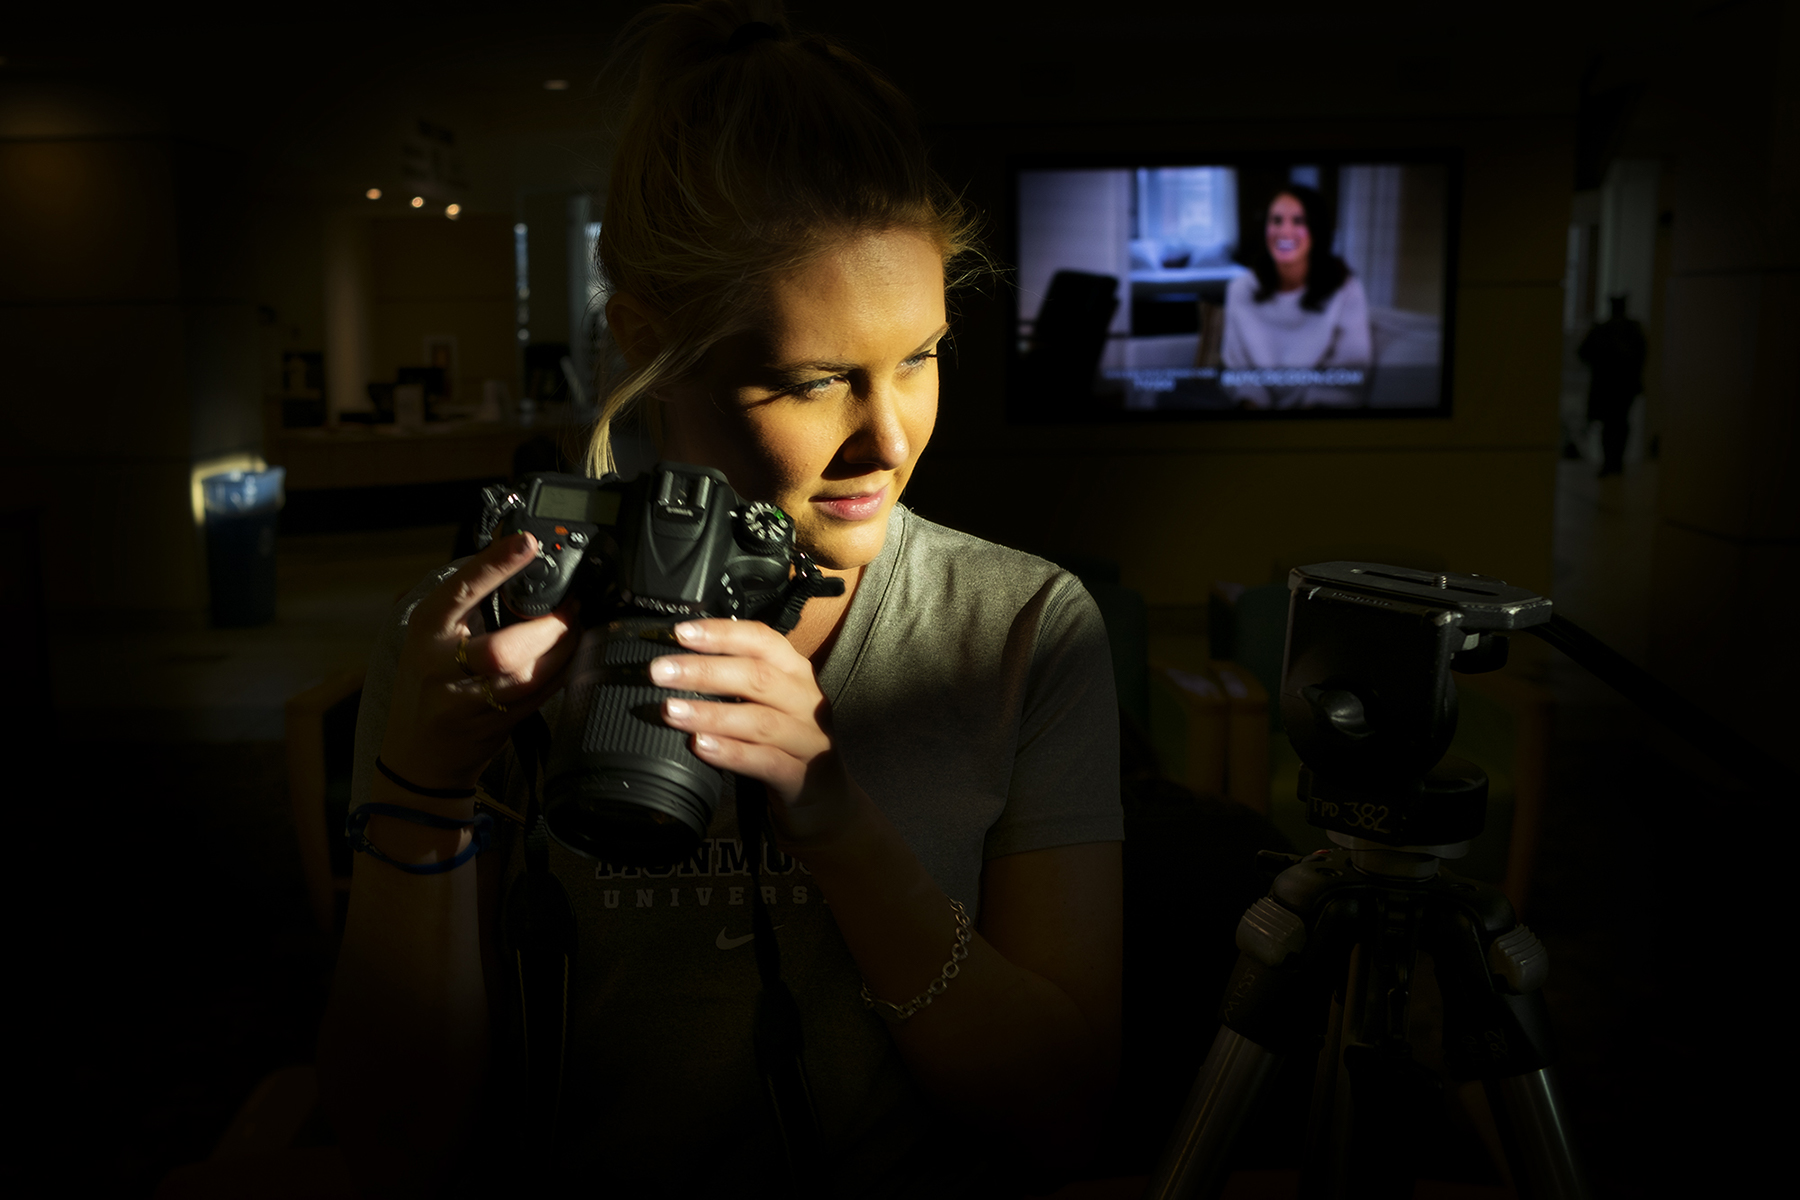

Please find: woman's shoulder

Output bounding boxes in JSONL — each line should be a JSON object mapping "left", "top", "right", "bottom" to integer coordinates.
{"left": 891, "top": 507, "right": 1089, "bottom": 614}
{"left": 897, "top": 507, "right": 1063, "bottom": 574}
{"left": 1225, "top": 270, "right": 1258, "bottom": 302}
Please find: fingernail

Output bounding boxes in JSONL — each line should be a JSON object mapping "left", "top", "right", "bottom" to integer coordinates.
{"left": 664, "top": 698, "right": 690, "bottom": 719}
{"left": 517, "top": 532, "right": 536, "bottom": 553}
{"left": 650, "top": 657, "right": 678, "bottom": 683}
{"left": 674, "top": 622, "right": 701, "bottom": 643}
{"left": 694, "top": 732, "right": 717, "bottom": 751}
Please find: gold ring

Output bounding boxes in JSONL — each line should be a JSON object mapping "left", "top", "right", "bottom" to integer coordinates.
{"left": 478, "top": 678, "right": 507, "bottom": 713}
{"left": 456, "top": 636, "right": 476, "bottom": 677}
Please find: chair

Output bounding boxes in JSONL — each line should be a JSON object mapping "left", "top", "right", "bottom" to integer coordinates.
{"left": 152, "top": 1066, "right": 352, "bottom": 1199}
{"left": 1150, "top": 659, "right": 1271, "bottom": 813}
{"left": 1020, "top": 270, "right": 1120, "bottom": 416}
{"left": 154, "top": 672, "right": 368, "bottom": 1195}
{"left": 285, "top": 667, "right": 365, "bottom": 936}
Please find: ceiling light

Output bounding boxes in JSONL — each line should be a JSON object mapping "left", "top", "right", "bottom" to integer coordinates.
{"left": 544, "top": 79, "right": 569, "bottom": 91}
{"left": 446, "top": 203, "right": 462, "bottom": 220}
{"left": 410, "top": 196, "right": 425, "bottom": 209}
{"left": 365, "top": 187, "right": 382, "bottom": 200}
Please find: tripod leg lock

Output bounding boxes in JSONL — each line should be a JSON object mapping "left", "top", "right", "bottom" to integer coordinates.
{"left": 1237, "top": 896, "right": 1308, "bottom": 967}
{"left": 1488, "top": 924, "right": 1549, "bottom": 995}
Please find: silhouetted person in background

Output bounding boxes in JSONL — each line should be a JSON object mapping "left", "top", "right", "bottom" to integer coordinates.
{"left": 1578, "top": 295, "right": 1647, "bottom": 477}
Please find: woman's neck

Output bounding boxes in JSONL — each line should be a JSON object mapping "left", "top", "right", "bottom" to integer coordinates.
{"left": 1277, "top": 259, "right": 1308, "bottom": 293}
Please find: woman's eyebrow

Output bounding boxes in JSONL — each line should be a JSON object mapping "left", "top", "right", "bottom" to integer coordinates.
{"left": 764, "top": 323, "right": 951, "bottom": 384}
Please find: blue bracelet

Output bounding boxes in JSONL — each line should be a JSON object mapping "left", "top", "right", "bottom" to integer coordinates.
{"left": 348, "top": 803, "right": 494, "bottom": 875}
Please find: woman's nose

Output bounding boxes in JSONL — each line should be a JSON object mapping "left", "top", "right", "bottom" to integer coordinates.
{"left": 842, "top": 382, "right": 912, "bottom": 469}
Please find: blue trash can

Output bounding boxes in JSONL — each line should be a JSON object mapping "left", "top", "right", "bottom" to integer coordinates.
{"left": 202, "top": 468, "right": 285, "bottom": 627}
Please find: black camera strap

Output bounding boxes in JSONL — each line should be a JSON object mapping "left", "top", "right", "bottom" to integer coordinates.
{"left": 771, "top": 553, "right": 846, "bottom": 635}
{"left": 504, "top": 712, "right": 576, "bottom": 1151}
{"left": 734, "top": 775, "right": 825, "bottom": 1197}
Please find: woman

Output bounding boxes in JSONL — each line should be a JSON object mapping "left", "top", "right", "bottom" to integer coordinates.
{"left": 1221, "top": 184, "right": 1372, "bottom": 408}
{"left": 317, "top": 4, "right": 1124, "bottom": 1196}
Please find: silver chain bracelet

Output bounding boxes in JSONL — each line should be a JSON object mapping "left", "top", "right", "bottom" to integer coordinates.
{"left": 860, "top": 899, "right": 973, "bottom": 1022}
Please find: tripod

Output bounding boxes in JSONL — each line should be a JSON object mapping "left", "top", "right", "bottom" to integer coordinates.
{"left": 1146, "top": 564, "right": 1591, "bottom": 1199}
{"left": 1145, "top": 776, "right": 1585, "bottom": 1199}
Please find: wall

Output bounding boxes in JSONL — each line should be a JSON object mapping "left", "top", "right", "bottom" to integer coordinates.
{"left": 252, "top": 201, "right": 327, "bottom": 397}
{"left": 911, "top": 119, "right": 1570, "bottom": 609}
{"left": 1597, "top": 158, "right": 1660, "bottom": 326}
{"left": 322, "top": 210, "right": 373, "bottom": 419}
{"left": 1648, "top": 0, "right": 1799, "bottom": 755}
{"left": 0, "top": 83, "right": 261, "bottom": 621}
{"left": 368, "top": 213, "right": 516, "bottom": 408}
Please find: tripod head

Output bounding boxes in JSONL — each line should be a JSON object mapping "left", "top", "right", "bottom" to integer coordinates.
{"left": 1281, "top": 563, "right": 1552, "bottom": 855}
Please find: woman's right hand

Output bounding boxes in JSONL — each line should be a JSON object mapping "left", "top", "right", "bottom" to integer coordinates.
{"left": 377, "top": 531, "right": 582, "bottom": 792}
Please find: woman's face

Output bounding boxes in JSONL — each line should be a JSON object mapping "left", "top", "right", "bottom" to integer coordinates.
{"left": 1265, "top": 193, "right": 1312, "bottom": 271}
{"left": 659, "top": 228, "right": 947, "bottom": 572}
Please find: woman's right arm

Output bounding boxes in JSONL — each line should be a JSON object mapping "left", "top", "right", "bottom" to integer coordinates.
{"left": 316, "top": 533, "right": 580, "bottom": 1197}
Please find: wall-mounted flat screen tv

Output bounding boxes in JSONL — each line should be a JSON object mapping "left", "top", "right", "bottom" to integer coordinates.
{"left": 1008, "top": 153, "right": 1459, "bottom": 420}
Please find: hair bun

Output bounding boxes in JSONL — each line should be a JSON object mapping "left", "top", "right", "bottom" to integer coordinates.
{"left": 724, "top": 20, "right": 782, "bottom": 53}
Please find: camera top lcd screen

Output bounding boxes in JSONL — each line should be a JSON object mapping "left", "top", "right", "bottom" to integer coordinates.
{"left": 534, "top": 484, "right": 621, "bottom": 526}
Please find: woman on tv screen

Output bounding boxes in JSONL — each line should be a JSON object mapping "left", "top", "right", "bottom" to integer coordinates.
{"left": 1222, "top": 184, "right": 1372, "bottom": 408}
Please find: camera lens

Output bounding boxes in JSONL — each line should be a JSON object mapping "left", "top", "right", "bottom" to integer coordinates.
{"left": 543, "top": 618, "right": 724, "bottom": 866}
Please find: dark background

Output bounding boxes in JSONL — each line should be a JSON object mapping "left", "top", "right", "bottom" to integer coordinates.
{"left": 4, "top": 1, "right": 1793, "bottom": 1195}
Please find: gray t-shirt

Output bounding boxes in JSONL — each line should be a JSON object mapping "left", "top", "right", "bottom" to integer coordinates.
{"left": 351, "top": 504, "right": 1124, "bottom": 1195}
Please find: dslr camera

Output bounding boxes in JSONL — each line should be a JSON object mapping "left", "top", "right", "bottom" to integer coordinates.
{"left": 475, "top": 462, "right": 843, "bottom": 866}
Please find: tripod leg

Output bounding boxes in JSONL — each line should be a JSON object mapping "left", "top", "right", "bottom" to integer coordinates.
{"left": 1484, "top": 1068, "right": 1588, "bottom": 1200}
{"left": 1428, "top": 881, "right": 1589, "bottom": 1200}
{"left": 1144, "top": 1024, "right": 1282, "bottom": 1200}
{"left": 1298, "top": 960, "right": 1351, "bottom": 1200}
{"left": 1299, "top": 929, "right": 1431, "bottom": 1200}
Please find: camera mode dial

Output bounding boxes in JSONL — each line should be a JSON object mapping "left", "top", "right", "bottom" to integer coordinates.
{"left": 732, "top": 502, "right": 792, "bottom": 556}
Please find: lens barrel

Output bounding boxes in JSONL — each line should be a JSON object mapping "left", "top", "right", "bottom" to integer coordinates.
{"left": 544, "top": 618, "right": 723, "bottom": 866}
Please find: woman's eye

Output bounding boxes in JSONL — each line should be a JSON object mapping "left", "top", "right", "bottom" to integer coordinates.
{"left": 792, "top": 375, "right": 846, "bottom": 398}
{"left": 902, "top": 349, "right": 940, "bottom": 370}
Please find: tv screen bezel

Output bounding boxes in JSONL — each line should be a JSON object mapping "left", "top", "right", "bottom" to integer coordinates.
{"left": 1003, "top": 147, "right": 1464, "bottom": 425}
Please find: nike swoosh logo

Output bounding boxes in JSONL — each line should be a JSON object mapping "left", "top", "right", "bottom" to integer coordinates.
{"left": 716, "top": 925, "right": 784, "bottom": 950}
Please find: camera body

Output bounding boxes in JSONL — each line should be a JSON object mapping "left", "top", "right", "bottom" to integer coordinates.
{"left": 478, "top": 465, "right": 810, "bottom": 626}
{"left": 475, "top": 463, "right": 842, "bottom": 865}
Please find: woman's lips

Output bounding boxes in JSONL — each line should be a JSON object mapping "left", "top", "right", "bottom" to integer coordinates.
{"left": 813, "top": 486, "right": 887, "bottom": 521}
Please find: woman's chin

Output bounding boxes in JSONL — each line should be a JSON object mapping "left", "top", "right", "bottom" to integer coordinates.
{"left": 802, "top": 522, "right": 889, "bottom": 573}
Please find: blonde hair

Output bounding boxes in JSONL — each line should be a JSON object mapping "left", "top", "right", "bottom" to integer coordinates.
{"left": 584, "top": 0, "right": 984, "bottom": 477}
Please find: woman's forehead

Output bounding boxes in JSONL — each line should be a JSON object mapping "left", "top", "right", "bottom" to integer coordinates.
{"left": 760, "top": 232, "right": 946, "bottom": 352}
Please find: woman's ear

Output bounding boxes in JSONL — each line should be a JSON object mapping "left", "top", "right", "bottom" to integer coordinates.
{"left": 606, "top": 293, "right": 665, "bottom": 370}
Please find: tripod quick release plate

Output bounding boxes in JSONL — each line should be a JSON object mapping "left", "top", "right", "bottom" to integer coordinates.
{"left": 1290, "top": 563, "right": 1553, "bottom": 630}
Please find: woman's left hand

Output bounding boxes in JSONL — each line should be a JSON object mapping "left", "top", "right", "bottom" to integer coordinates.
{"left": 650, "top": 619, "right": 862, "bottom": 849}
